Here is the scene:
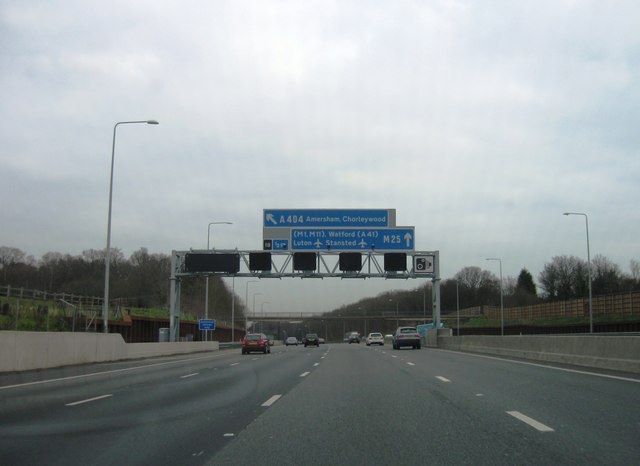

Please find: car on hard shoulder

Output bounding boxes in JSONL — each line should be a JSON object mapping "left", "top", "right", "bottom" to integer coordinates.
{"left": 285, "top": 336, "right": 298, "bottom": 346}
{"left": 366, "top": 332, "right": 384, "bottom": 346}
{"left": 242, "top": 333, "right": 271, "bottom": 354}
{"left": 304, "top": 333, "right": 320, "bottom": 347}
{"left": 392, "top": 327, "right": 421, "bottom": 350}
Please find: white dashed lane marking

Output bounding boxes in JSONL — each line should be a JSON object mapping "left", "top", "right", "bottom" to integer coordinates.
{"left": 507, "top": 411, "right": 555, "bottom": 432}
{"left": 65, "top": 394, "right": 113, "bottom": 407}
{"left": 261, "top": 395, "right": 282, "bottom": 407}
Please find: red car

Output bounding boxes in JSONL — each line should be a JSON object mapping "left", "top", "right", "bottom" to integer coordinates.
{"left": 242, "top": 333, "right": 271, "bottom": 354}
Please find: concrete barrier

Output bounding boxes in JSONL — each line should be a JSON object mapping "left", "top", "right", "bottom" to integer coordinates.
{"left": 423, "top": 328, "right": 452, "bottom": 347}
{"left": 437, "top": 335, "right": 640, "bottom": 374}
{"left": 0, "top": 331, "right": 220, "bottom": 372}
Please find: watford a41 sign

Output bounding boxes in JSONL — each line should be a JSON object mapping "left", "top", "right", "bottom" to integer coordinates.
{"left": 262, "top": 208, "right": 415, "bottom": 252}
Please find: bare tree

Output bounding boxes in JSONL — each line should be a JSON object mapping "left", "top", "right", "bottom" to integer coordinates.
{"left": 591, "top": 254, "right": 623, "bottom": 294}
{"left": 538, "top": 255, "right": 587, "bottom": 300}
{"left": 630, "top": 259, "right": 640, "bottom": 282}
{"left": 454, "top": 266, "right": 499, "bottom": 306}
{"left": 0, "top": 246, "right": 27, "bottom": 282}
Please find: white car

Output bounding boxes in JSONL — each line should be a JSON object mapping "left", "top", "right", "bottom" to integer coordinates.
{"left": 366, "top": 332, "right": 384, "bottom": 346}
{"left": 285, "top": 336, "right": 298, "bottom": 346}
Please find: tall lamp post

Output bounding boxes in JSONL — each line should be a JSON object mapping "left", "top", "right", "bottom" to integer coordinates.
{"left": 252, "top": 292, "right": 263, "bottom": 332}
{"left": 486, "top": 258, "right": 504, "bottom": 336}
{"left": 389, "top": 298, "right": 398, "bottom": 328}
{"left": 563, "top": 212, "right": 593, "bottom": 333}
{"left": 204, "top": 221, "right": 232, "bottom": 341}
{"left": 103, "top": 120, "right": 159, "bottom": 334}
{"left": 260, "top": 302, "right": 270, "bottom": 333}
{"left": 245, "top": 281, "right": 259, "bottom": 339}
{"left": 455, "top": 279, "right": 460, "bottom": 336}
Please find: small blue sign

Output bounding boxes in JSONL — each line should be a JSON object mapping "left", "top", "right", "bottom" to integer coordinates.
{"left": 264, "top": 209, "right": 393, "bottom": 228}
{"left": 273, "top": 239, "right": 289, "bottom": 250}
{"left": 291, "top": 227, "right": 414, "bottom": 251}
{"left": 199, "top": 319, "right": 216, "bottom": 331}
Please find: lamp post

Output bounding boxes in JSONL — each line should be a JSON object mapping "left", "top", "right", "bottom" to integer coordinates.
{"left": 455, "top": 280, "right": 460, "bottom": 336}
{"left": 563, "top": 212, "right": 593, "bottom": 333}
{"left": 204, "top": 221, "right": 232, "bottom": 341}
{"left": 252, "top": 292, "right": 263, "bottom": 332}
{"left": 103, "top": 120, "right": 158, "bottom": 334}
{"left": 260, "top": 302, "right": 269, "bottom": 333}
{"left": 389, "top": 298, "right": 398, "bottom": 328}
{"left": 245, "top": 281, "right": 259, "bottom": 339}
{"left": 486, "top": 258, "right": 503, "bottom": 336}
{"left": 423, "top": 286, "right": 427, "bottom": 324}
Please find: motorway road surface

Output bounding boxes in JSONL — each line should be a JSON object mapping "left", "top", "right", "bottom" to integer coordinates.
{"left": 1, "top": 343, "right": 638, "bottom": 465}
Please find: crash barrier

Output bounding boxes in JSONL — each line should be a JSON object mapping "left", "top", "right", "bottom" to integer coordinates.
{"left": 434, "top": 334, "right": 640, "bottom": 374}
{"left": 0, "top": 331, "right": 219, "bottom": 372}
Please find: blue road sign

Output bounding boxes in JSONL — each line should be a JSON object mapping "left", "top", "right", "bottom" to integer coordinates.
{"left": 273, "top": 239, "right": 289, "bottom": 250}
{"left": 291, "top": 227, "right": 415, "bottom": 251}
{"left": 264, "top": 209, "right": 394, "bottom": 228}
{"left": 199, "top": 319, "right": 216, "bottom": 331}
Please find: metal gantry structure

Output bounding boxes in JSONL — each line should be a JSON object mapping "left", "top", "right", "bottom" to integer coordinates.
{"left": 168, "top": 249, "right": 440, "bottom": 342}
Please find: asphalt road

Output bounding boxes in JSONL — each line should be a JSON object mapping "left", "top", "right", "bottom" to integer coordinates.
{"left": 1, "top": 343, "right": 639, "bottom": 465}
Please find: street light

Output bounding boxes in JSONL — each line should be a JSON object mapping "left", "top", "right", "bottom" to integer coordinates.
{"left": 486, "top": 258, "right": 504, "bottom": 336}
{"left": 455, "top": 279, "right": 460, "bottom": 336}
{"left": 103, "top": 120, "right": 159, "bottom": 334}
{"left": 244, "top": 281, "right": 259, "bottom": 340}
{"left": 563, "top": 212, "right": 593, "bottom": 333}
{"left": 204, "top": 221, "right": 233, "bottom": 341}
{"left": 251, "top": 293, "right": 263, "bottom": 333}
{"left": 389, "top": 298, "right": 398, "bottom": 328}
{"left": 260, "top": 302, "right": 270, "bottom": 333}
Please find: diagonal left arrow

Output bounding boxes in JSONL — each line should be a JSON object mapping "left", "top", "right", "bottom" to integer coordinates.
{"left": 266, "top": 213, "right": 278, "bottom": 225}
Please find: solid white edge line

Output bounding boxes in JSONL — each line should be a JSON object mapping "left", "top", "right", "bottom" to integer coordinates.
{"left": 437, "top": 349, "right": 640, "bottom": 384}
{"left": 65, "top": 394, "right": 113, "bottom": 406}
{"left": 300, "top": 371, "right": 311, "bottom": 377}
{"left": 1, "top": 353, "right": 229, "bottom": 391}
{"left": 507, "top": 411, "right": 555, "bottom": 432}
{"left": 261, "top": 394, "right": 282, "bottom": 407}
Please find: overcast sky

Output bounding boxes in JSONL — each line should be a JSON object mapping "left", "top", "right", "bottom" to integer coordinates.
{"left": 2, "top": 0, "right": 639, "bottom": 314}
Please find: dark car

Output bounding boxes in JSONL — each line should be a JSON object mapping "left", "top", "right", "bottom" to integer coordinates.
{"left": 242, "top": 333, "right": 271, "bottom": 354}
{"left": 392, "top": 327, "right": 421, "bottom": 350}
{"left": 304, "top": 333, "right": 320, "bottom": 347}
{"left": 348, "top": 332, "right": 360, "bottom": 344}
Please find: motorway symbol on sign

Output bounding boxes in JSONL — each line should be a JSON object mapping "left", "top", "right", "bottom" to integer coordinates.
{"left": 272, "top": 239, "right": 289, "bottom": 250}
{"left": 199, "top": 319, "right": 216, "bottom": 331}
{"left": 263, "top": 209, "right": 394, "bottom": 228}
{"left": 291, "top": 227, "right": 414, "bottom": 251}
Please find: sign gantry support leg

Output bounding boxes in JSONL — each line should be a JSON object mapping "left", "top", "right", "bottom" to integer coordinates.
{"left": 169, "top": 251, "right": 182, "bottom": 342}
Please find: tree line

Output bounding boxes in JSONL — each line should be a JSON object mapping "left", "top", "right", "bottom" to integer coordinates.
{"left": 328, "top": 255, "right": 640, "bottom": 318}
{"left": 0, "top": 246, "right": 246, "bottom": 323}
{"left": 1, "top": 245, "right": 638, "bottom": 319}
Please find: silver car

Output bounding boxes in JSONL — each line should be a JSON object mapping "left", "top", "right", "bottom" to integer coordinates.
{"left": 392, "top": 327, "right": 421, "bottom": 350}
{"left": 366, "top": 332, "right": 384, "bottom": 346}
